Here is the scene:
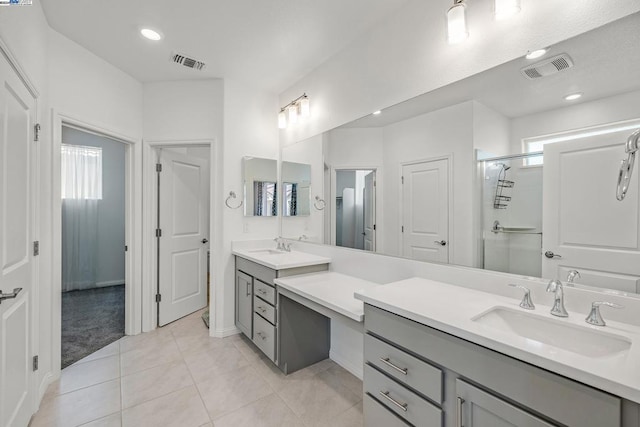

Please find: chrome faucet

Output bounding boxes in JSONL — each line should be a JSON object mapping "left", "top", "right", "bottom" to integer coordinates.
{"left": 585, "top": 301, "right": 623, "bottom": 327}
{"left": 283, "top": 242, "right": 292, "bottom": 252}
{"left": 546, "top": 279, "right": 568, "bottom": 317}
{"left": 566, "top": 269, "right": 581, "bottom": 286}
{"left": 273, "top": 238, "right": 284, "bottom": 251}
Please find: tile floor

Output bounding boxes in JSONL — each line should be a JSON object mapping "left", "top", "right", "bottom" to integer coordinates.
{"left": 30, "top": 309, "right": 364, "bottom": 427}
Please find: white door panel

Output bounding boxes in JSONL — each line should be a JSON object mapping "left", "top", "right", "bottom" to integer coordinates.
{"left": 543, "top": 132, "right": 640, "bottom": 291}
{"left": 159, "top": 150, "right": 209, "bottom": 326}
{"left": 363, "top": 171, "right": 376, "bottom": 252}
{"left": 402, "top": 159, "right": 449, "bottom": 263}
{"left": 0, "top": 52, "right": 36, "bottom": 427}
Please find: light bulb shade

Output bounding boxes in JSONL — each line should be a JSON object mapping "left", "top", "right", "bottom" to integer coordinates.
{"left": 299, "top": 96, "right": 310, "bottom": 118}
{"left": 447, "top": 3, "right": 468, "bottom": 44}
{"left": 288, "top": 104, "right": 298, "bottom": 125}
{"left": 278, "top": 110, "right": 287, "bottom": 129}
{"left": 494, "top": 0, "right": 520, "bottom": 20}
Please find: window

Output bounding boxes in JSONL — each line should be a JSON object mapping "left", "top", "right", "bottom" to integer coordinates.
{"left": 61, "top": 144, "right": 103, "bottom": 200}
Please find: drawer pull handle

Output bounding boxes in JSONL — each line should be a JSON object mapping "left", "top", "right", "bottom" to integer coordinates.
{"left": 457, "top": 397, "right": 465, "bottom": 427}
{"left": 257, "top": 288, "right": 267, "bottom": 295}
{"left": 379, "top": 391, "right": 408, "bottom": 412}
{"left": 257, "top": 306, "right": 267, "bottom": 313}
{"left": 256, "top": 332, "right": 267, "bottom": 340}
{"left": 379, "top": 357, "right": 408, "bottom": 375}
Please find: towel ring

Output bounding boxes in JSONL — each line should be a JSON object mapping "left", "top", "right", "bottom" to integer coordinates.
{"left": 313, "top": 196, "right": 326, "bottom": 210}
{"left": 225, "top": 191, "right": 243, "bottom": 209}
{"left": 617, "top": 129, "right": 639, "bottom": 201}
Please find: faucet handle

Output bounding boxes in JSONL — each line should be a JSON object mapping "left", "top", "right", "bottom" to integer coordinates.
{"left": 566, "top": 269, "right": 581, "bottom": 285}
{"left": 508, "top": 284, "right": 535, "bottom": 310}
{"left": 585, "top": 301, "right": 623, "bottom": 327}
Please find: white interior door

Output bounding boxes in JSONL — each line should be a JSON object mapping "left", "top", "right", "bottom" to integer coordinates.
{"left": 0, "top": 52, "right": 36, "bottom": 427}
{"left": 402, "top": 159, "right": 449, "bottom": 263}
{"left": 363, "top": 171, "right": 376, "bottom": 251}
{"left": 158, "top": 149, "right": 210, "bottom": 326}
{"left": 542, "top": 131, "right": 640, "bottom": 292}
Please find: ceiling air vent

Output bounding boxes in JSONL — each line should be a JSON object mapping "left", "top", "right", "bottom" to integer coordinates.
{"left": 520, "top": 53, "right": 574, "bottom": 79}
{"left": 171, "top": 52, "right": 206, "bottom": 71}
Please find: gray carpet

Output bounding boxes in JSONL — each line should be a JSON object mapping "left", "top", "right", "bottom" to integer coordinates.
{"left": 62, "top": 285, "right": 125, "bottom": 369}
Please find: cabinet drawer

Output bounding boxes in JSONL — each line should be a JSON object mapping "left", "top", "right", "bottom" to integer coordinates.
{"left": 253, "top": 312, "right": 276, "bottom": 362}
{"left": 366, "top": 333, "right": 442, "bottom": 404}
{"left": 254, "top": 279, "right": 276, "bottom": 305}
{"left": 364, "top": 364, "right": 442, "bottom": 427}
{"left": 364, "top": 394, "right": 410, "bottom": 427}
{"left": 253, "top": 294, "right": 276, "bottom": 324}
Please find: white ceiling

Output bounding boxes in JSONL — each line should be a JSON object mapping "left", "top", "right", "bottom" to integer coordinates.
{"left": 41, "top": 0, "right": 412, "bottom": 93}
{"left": 342, "top": 12, "right": 640, "bottom": 128}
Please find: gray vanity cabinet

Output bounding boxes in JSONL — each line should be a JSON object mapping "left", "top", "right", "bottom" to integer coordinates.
{"left": 235, "top": 271, "right": 253, "bottom": 338}
{"left": 363, "top": 304, "right": 627, "bottom": 427}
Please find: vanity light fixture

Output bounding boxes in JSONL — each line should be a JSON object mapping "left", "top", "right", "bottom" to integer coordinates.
{"left": 564, "top": 92, "right": 583, "bottom": 101}
{"left": 447, "top": 0, "right": 468, "bottom": 45}
{"left": 278, "top": 93, "right": 310, "bottom": 129}
{"left": 372, "top": 110, "right": 382, "bottom": 115}
{"left": 140, "top": 28, "right": 163, "bottom": 41}
{"left": 525, "top": 48, "right": 547, "bottom": 60}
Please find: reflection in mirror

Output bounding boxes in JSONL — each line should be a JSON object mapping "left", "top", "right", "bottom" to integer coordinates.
{"left": 280, "top": 13, "right": 640, "bottom": 294}
{"left": 242, "top": 157, "right": 278, "bottom": 217}
{"left": 281, "top": 161, "right": 311, "bottom": 217}
{"left": 333, "top": 169, "right": 376, "bottom": 251}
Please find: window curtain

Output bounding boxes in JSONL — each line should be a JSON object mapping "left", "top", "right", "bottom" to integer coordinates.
{"left": 254, "top": 181, "right": 277, "bottom": 216}
{"left": 61, "top": 144, "right": 102, "bottom": 292}
{"left": 255, "top": 181, "right": 264, "bottom": 216}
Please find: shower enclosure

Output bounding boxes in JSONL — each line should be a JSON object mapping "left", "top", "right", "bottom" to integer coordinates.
{"left": 478, "top": 152, "right": 543, "bottom": 277}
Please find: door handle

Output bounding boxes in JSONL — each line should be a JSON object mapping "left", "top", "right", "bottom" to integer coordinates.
{"left": 434, "top": 240, "right": 447, "bottom": 246}
{"left": 544, "top": 250, "right": 562, "bottom": 259}
{"left": 0, "top": 288, "right": 22, "bottom": 304}
{"left": 201, "top": 238, "right": 209, "bottom": 244}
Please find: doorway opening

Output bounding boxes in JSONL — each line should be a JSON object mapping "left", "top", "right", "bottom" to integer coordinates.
{"left": 155, "top": 146, "right": 211, "bottom": 327}
{"left": 333, "top": 169, "right": 376, "bottom": 251}
{"left": 60, "top": 126, "right": 127, "bottom": 368}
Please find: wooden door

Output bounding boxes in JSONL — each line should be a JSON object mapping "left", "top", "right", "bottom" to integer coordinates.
{"left": 0, "top": 50, "right": 36, "bottom": 427}
{"left": 158, "top": 149, "right": 210, "bottom": 325}
{"left": 542, "top": 132, "right": 640, "bottom": 292}
{"left": 402, "top": 159, "right": 449, "bottom": 263}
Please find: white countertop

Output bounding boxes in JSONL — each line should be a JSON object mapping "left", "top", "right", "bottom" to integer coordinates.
{"left": 275, "top": 272, "right": 379, "bottom": 322}
{"left": 355, "top": 277, "right": 640, "bottom": 403}
{"left": 232, "top": 248, "right": 331, "bottom": 270}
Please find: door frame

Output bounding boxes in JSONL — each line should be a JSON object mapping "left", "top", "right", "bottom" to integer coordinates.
{"left": 142, "top": 139, "right": 218, "bottom": 332}
{"left": 399, "top": 155, "right": 454, "bottom": 261}
{"left": 51, "top": 112, "right": 141, "bottom": 379}
{"left": 329, "top": 165, "right": 381, "bottom": 251}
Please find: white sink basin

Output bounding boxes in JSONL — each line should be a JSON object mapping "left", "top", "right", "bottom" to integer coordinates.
{"left": 472, "top": 306, "right": 631, "bottom": 358}
{"left": 248, "top": 249, "right": 286, "bottom": 255}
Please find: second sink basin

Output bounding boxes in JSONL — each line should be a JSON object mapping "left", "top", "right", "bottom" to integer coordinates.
{"left": 472, "top": 306, "right": 631, "bottom": 358}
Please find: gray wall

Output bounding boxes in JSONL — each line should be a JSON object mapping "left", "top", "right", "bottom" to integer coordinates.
{"left": 62, "top": 126, "right": 125, "bottom": 286}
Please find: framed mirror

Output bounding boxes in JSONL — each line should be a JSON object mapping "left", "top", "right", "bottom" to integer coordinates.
{"left": 281, "top": 161, "right": 311, "bottom": 217}
{"left": 280, "top": 13, "right": 640, "bottom": 294}
{"left": 242, "top": 156, "right": 278, "bottom": 217}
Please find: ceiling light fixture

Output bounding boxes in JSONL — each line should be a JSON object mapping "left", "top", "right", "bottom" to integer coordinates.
{"left": 447, "top": 1, "right": 468, "bottom": 45}
{"left": 140, "top": 28, "right": 163, "bottom": 41}
{"left": 373, "top": 110, "right": 382, "bottom": 115}
{"left": 564, "top": 92, "right": 583, "bottom": 101}
{"left": 525, "top": 48, "right": 547, "bottom": 60}
{"left": 494, "top": 0, "right": 521, "bottom": 20}
{"left": 278, "top": 94, "right": 310, "bottom": 129}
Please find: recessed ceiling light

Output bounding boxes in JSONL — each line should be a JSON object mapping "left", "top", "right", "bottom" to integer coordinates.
{"left": 140, "top": 28, "right": 163, "bottom": 41}
{"left": 525, "top": 48, "right": 547, "bottom": 59}
{"left": 564, "top": 92, "right": 583, "bottom": 101}
{"left": 372, "top": 110, "right": 382, "bottom": 115}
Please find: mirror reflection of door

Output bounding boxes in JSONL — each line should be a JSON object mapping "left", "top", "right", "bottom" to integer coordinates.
{"left": 334, "top": 169, "right": 376, "bottom": 251}
{"left": 401, "top": 158, "right": 449, "bottom": 263}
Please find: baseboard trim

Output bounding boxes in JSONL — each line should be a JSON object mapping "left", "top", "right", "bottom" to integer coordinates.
{"left": 212, "top": 326, "right": 240, "bottom": 338}
{"left": 330, "top": 349, "right": 363, "bottom": 380}
{"left": 36, "top": 371, "right": 56, "bottom": 408}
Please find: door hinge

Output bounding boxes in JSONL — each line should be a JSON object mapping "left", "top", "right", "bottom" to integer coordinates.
{"left": 34, "top": 123, "right": 41, "bottom": 142}
{"left": 401, "top": 176, "right": 404, "bottom": 184}
{"left": 155, "top": 294, "right": 162, "bottom": 303}
{"left": 374, "top": 180, "right": 376, "bottom": 187}
{"left": 156, "top": 163, "right": 162, "bottom": 172}
{"left": 155, "top": 229, "right": 162, "bottom": 238}
{"left": 401, "top": 226, "right": 404, "bottom": 233}
{"left": 33, "top": 241, "right": 39, "bottom": 256}
{"left": 33, "top": 355, "right": 38, "bottom": 371}
{"left": 124, "top": 245, "right": 128, "bottom": 252}
{"left": 373, "top": 224, "right": 376, "bottom": 231}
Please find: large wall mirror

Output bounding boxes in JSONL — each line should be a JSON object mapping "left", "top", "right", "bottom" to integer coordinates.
{"left": 243, "top": 156, "right": 278, "bottom": 217}
{"left": 281, "top": 13, "right": 640, "bottom": 294}
{"left": 281, "top": 161, "right": 311, "bottom": 217}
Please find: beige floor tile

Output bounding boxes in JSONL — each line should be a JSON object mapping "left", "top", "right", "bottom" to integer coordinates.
{"left": 120, "top": 338, "right": 182, "bottom": 376}
{"left": 74, "top": 341, "right": 120, "bottom": 365}
{"left": 121, "top": 360, "right": 194, "bottom": 409}
{"left": 233, "top": 335, "right": 267, "bottom": 362}
{"left": 122, "top": 385, "right": 209, "bottom": 427}
{"left": 54, "top": 355, "right": 120, "bottom": 395}
{"left": 119, "top": 328, "right": 175, "bottom": 354}
{"left": 324, "top": 365, "right": 363, "bottom": 397}
{"left": 175, "top": 333, "right": 236, "bottom": 356}
{"left": 197, "top": 365, "right": 273, "bottom": 420}
{"left": 252, "top": 357, "right": 330, "bottom": 392}
{"left": 79, "top": 412, "right": 122, "bottom": 427}
{"left": 184, "top": 346, "right": 249, "bottom": 383}
{"left": 213, "top": 393, "right": 304, "bottom": 427}
{"left": 277, "top": 372, "right": 361, "bottom": 426}
{"left": 329, "top": 402, "right": 364, "bottom": 427}
{"left": 30, "top": 379, "right": 121, "bottom": 427}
